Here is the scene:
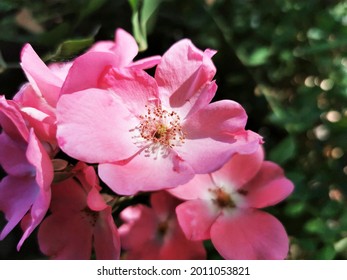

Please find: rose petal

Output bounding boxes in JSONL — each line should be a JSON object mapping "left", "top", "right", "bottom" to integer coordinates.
{"left": 56, "top": 88, "right": 139, "bottom": 163}
{"left": 155, "top": 39, "right": 216, "bottom": 117}
{"left": 61, "top": 51, "right": 117, "bottom": 95}
{"left": 212, "top": 146, "right": 264, "bottom": 191}
{"left": 98, "top": 148, "right": 195, "bottom": 195}
{"left": 176, "top": 199, "right": 218, "bottom": 241}
{"left": 243, "top": 161, "right": 295, "bottom": 208}
{"left": 211, "top": 209, "right": 289, "bottom": 260}
{"left": 168, "top": 174, "right": 214, "bottom": 200}
{"left": 38, "top": 212, "right": 93, "bottom": 259}
{"left": 100, "top": 67, "right": 159, "bottom": 115}
{"left": 20, "top": 44, "right": 62, "bottom": 106}
{"left": 0, "top": 176, "right": 38, "bottom": 240}
{"left": 93, "top": 208, "right": 121, "bottom": 260}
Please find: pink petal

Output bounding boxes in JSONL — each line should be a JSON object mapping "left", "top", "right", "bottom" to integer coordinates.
{"left": 93, "top": 208, "right": 121, "bottom": 260}
{"left": 175, "top": 137, "right": 242, "bottom": 174}
{"left": 212, "top": 147, "right": 264, "bottom": 191}
{"left": 60, "top": 51, "right": 116, "bottom": 95}
{"left": 155, "top": 39, "right": 216, "bottom": 117}
{"left": 13, "top": 85, "right": 55, "bottom": 117}
{"left": 98, "top": 148, "right": 195, "bottom": 195}
{"left": 49, "top": 177, "right": 87, "bottom": 213}
{"left": 56, "top": 88, "right": 139, "bottom": 163}
{"left": 211, "top": 209, "right": 289, "bottom": 260}
{"left": 183, "top": 100, "right": 248, "bottom": 140}
{"left": 160, "top": 219, "right": 206, "bottom": 260}
{"left": 151, "top": 191, "right": 180, "bottom": 218}
{"left": 0, "top": 133, "right": 32, "bottom": 176}
{"left": 0, "top": 176, "right": 38, "bottom": 240}
{"left": 48, "top": 61, "right": 72, "bottom": 81}
{"left": 17, "top": 130, "right": 53, "bottom": 250}
{"left": 0, "top": 96, "right": 29, "bottom": 141}
{"left": 175, "top": 200, "right": 219, "bottom": 241}
{"left": 108, "top": 28, "right": 139, "bottom": 66}
{"left": 99, "top": 67, "right": 159, "bottom": 115}
{"left": 243, "top": 161, "right": 295, "bottom": 209}
{"left": 38, "top": 212, "right": 94, "bottom": 259}
{"left": 20, "top": 44, "right": 62, "bottom": 107}
{"left": 119, "top": 205, "right": 158, "bottom": 249}
{"left": 130, "top": 55, "right": 161, "bottom": 69}
{"left": 168, "top": 174, "right": 214, "bottom": 200}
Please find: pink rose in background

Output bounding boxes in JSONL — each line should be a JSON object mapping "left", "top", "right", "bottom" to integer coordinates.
{"left": 170, "top": 147, "right": 294, "bottom": 259}
{"left": 0, "top": 96, "right": 53, "bottom": 250}
{"left": 119, "top": 191, "right": 206, "bottom": 260}
{"left": 56, "top": 39, "right": 262, "bottom": 195}
{"left": 38, "top": 162, "right": 120, "bottom": 260}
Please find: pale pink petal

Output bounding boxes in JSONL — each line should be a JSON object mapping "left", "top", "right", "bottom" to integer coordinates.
{"left": 20, "top": 107, "right": 56, "bottom": 144}
{"left": 98, "top": 148, "right": 195, "bottom": 195}
{"left": 93, "top": 208, "right": 121, "bottom": 260}
{"left": 88, "top": 41, "right": 115, "bottom": 53}
{"left": 38, "top": 212, "right": 93, "bottom": 259}
{"left": 0, "top": 176, "right": 38, "bottom": 240}
{"left": 20, "top": 44, "right": 62, "bottom": 106}
{"left": 183, "top": 100, "right": 248, "bottom": 140}
{"left": 175, "top": 137, "right": 242, "bottom": 174}
{"left": 212, "top": 147, "right": 264, "bottom": 191}
{"left": 168, "top": 174, "right": 214, "bottom": 200}
{"left": 242, "top": 161, "right": 295, "bottom": 209}
{"left": 108, "top": 28, "right": 139, "bottom": 66}
{"left": 130, "top": 55, "right": 161, "bottom": 69}
{"left": 48, "top": 61, "right": 72, "bottom": 81}
{"left": 99, "top": 67, "right": 159, "bottom": 115}
{"left": 56, "top": 88, "right": 139, "bottom": 163}
{"left": 211, "top": 209, "right": 289, "bottom": 260}
{"left": 155, "top": 39, "right": 216, "bottom": 117}
{"left": 60, "top": 51, "right": 116, "bottom": 95}
{"left": 13, "top": 85, "right": 55, "bottom": 117}
{"left": 175, "top": 200, "right": 219, "bottom": 241}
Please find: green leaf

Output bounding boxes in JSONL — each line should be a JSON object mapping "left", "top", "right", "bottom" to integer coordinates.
{"left": 238, "top": 47, "right": 271, "bottom": 66}
{"left": 46, "top": 37, "right": 94, "bottom": 61}
{"left": 269, "top": 136, "right": 297, "bottom": 165}
{"left": 285, "top": 202, "right": 306, "bottom": 217}
{"left": 128, "top": 0, "right": 162, "bottom": 51}
{"left": 315, "top": 246, "right": 336, "bottom": 260}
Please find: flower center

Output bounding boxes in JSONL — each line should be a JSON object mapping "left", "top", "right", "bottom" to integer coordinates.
{"left": 211, "top": 187, "right": 236, "bottom": 209}
{"left": 131, "top": 105, "right": 185, "bottom": 157}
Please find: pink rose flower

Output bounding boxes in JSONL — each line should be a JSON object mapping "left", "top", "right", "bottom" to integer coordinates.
{"left": 38, "top": 162, "right": 120, "bottom": 260}
{"left": 0, "top": 96, "right": 53, "bottom": 250}
{"left": 170, "top": 147, "right": 294, "bottom": 259}
{"left": 56, "top": 39, "right": 262, "bottom": 195}
{"left": 119, "top": 191, "right": 206, "bottom": 259}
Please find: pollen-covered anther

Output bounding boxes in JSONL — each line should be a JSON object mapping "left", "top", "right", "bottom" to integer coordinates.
{"left": 137, "top": 105, "right": 185, "bottom": 148}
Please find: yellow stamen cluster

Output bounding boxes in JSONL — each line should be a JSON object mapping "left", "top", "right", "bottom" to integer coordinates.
{"left": 136, "top": 105, "right": 185, "bottom": 149}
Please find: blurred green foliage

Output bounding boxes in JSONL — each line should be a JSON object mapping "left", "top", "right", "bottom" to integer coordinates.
{"left": 1, "top": 0, "right": 347, "bottom": 259}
